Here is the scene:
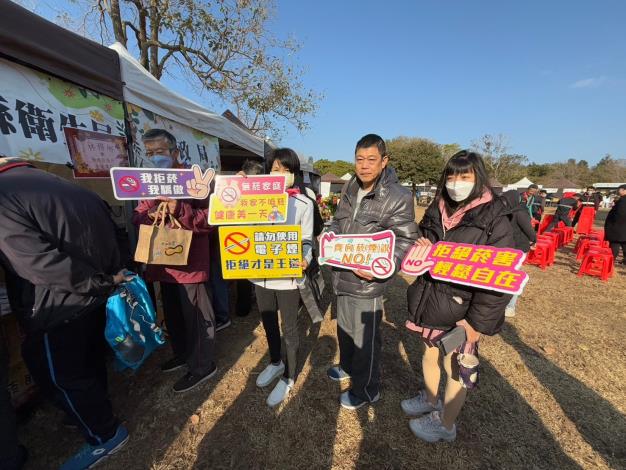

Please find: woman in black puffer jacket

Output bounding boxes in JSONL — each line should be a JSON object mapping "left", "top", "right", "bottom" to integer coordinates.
{"left": 401, "top": 151, "right": 514, "bottom": 443}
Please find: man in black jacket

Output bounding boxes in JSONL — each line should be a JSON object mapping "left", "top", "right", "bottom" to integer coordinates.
{"left": 0, "top": 158, "right": 132, "bottom": 469}
{"left": 605, "top": 184, "right": 626, "bottom": 265}
{"left": 326, "top": 134, "right": 419, "bottom": 409}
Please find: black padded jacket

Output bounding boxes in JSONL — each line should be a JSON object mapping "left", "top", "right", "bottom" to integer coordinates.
{"left": 329, "top": 167, "right": 419, "bottom": 299}
{"left": 407, "top": 195, "right": 514, "bottom": 336}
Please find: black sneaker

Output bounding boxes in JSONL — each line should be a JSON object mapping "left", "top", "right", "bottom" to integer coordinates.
{"left": 173, "top": 366, "right": 217, "bottom": 393}
{"left": 160, "top": 356, "right": 186, "bottom": 373}
{"left": 216, "top": 319, "right": 232, "bottom": 332}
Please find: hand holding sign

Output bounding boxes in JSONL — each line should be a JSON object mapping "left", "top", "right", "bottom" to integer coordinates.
{"left": 403, "top": 243, "right": 435, "bottom": 276}
{"left": 186, "top": 165, "right": 215, "bottom": 199}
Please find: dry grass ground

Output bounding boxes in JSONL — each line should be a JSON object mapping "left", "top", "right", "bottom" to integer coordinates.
{"left": 18, "top": 206, "right": 626, "bottom": 469}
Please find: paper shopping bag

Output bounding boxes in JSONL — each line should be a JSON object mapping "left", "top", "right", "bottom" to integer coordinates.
{"left": 134, "top": 203, "right": 192, "bottom": 265}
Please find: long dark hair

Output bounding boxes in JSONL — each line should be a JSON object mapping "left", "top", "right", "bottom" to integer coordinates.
{"left": 267, "top": 147, "right": 307, "bottom": 192}
{"left": 436, "top": 150, "right": 491, "bottom": 214}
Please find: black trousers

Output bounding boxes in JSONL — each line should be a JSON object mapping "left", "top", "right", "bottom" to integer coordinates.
{"left": 545, "top": 213, "right": 572, "bottom": 232}
{"left": 235, "top": 280, "right": 253, "bottom": 316}
{"left": 21, "top": 308, "right": 118, "bottom": 446}
{"left": 0, "top": 339, "right": 18, "bottom": 464}
{"left": 255, "top": 286, "right": 300, "bottom": 380}
{"left": 609, "top": 242, "right": 626, "bottom": 263}
{"left": 337, "top": 295, "right": 383, "bottom": 402}
{"left": 160, "top": 282, "right": 215, "bottom": 376}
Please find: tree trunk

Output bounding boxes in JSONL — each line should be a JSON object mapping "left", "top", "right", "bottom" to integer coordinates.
{"left": 138, "top": 8, "right": 149, "bottom": 70}
{"left": 149, "top": 0, "right": 160, "bottom": 78}
{"left": 108, "top": 0, "right": 126, "bottom": 46}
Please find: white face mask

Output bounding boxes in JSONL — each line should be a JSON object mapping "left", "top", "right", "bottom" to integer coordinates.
{"left": 446, "top": 181, "right": 474, "bottom": 202}
{"left": 271, "top": 170, "right": 294, "bottom": 188}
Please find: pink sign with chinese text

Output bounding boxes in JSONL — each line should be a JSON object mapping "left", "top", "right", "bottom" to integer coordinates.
{"left": 208, "top": 175, "right": 289, "bottom": 225}
{"left": 318, "top": 230, "right": 396, "bottom": 279}
{"left": 401, "top": 241, "right": 529, "bottom": 295}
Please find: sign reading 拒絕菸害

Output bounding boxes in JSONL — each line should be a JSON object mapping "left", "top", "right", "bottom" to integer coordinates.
{"left": 401, "top": 241, "right": 529, "bottom": 295}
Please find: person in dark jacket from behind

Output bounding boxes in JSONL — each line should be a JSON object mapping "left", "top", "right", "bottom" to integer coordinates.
{"left": 501, "top": 190, "right": 536, "bottom": 317}
{"left": 604, "top": 184, "right": 626, "bottom": 265}
{"left": 402, "top": 151, "right": 514, "bottom": 443}
{"left": 0, "top": 157, "right": 132, "bottom": 470}
{"left": 326, "top": 134, "right": 419, "bottom": 410}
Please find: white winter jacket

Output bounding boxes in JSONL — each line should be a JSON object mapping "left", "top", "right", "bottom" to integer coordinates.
{"left": 251, "top": 193, "right": 314, "bottom": 290}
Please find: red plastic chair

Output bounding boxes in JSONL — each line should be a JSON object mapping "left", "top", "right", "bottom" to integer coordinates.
{"left": 536, "top": 235, "right": 557, "bottom": 262}
{"left": 575, "top": 235, "right": 595, "bottom": 254}
{"left": 578, "top": 249, "right": 614, "bottom": 281}
{"left": 576, "top": 238, "right": 599, "bottom": 260}
{"left": 542, "top": 232, "right": 562, "bottom": 249}
{"left": 525, "top": 242, "right": 553, "bottom": 270}
{"left": 553, "top": 227, "right": 574, "bottom": 245}
{"left": 589, "top": 230, "right": 605, "bottom": 242}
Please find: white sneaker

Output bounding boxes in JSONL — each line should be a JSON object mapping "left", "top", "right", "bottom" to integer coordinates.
{"left": 256, "top": 361, "right": 285, "bottom": 388}
{"left": 266, "top": 378, "right": 294, "bottom": 407}
{"left": 409, "top": 410, "right": 456, "bottom": 443}
{"left": 401, "top": 390, "right": 442, "bottom": 416}
{"left": 505, "top": 307, "right": 516, "bottom": 318}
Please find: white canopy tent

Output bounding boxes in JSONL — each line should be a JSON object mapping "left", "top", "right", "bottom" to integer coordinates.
{"left": 109, "top": 42, "right": 264, "bottom": 163}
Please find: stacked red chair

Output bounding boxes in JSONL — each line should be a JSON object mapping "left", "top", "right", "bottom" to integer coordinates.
{"left": 525, "top": 242, "right": 553, "bottom": 270}
{"left": 576, "top": 207, "right": 596, "bottom": 235}
{"left": 578, "top": 248, "right": 614, "bottom": 281}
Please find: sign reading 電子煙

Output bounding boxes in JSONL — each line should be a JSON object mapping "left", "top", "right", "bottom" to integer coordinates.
{"left": 218, "top": 225, "right": 302, "bottom": 279}
{"left": 209, "top": 175, "right": 289, "bottom": 225}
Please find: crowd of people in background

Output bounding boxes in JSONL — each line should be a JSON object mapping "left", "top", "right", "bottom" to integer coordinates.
{"left": 1, "top": 134, "right": 625, "bottom": 470}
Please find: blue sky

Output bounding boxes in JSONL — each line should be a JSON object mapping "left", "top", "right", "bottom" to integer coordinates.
{"left": 29, "top": 0, "right": 626, "bottom": 164}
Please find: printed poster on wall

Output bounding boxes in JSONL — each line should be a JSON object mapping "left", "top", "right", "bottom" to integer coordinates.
{"left": 209, "top": 175, "right": 289, "bottom": 225}
{"left": 0, "top": 57, "right": 126, "bottom": 165}
{"left": 64, "top": 128, "right": 129, "bottom": 178}
{"left": 126, "top": 103, "right": 220, "bottom": 171}
{"left": 401, "top": 241, "right": 529, "bottom": 295}
{"left": 218, "top": 225, "right": 303, "bottom": 279}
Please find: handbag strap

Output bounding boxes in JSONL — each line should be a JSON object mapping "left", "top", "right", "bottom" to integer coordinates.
{"left": 156, "top": 202, "right": 169, "bottom": 227}
{"left": 156, "top": 201, "right": 183, "bottom": 229}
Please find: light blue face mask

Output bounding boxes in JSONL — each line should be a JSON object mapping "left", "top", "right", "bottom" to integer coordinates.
{"left": 149, "top": 155, "right": 173, "bottom": 168}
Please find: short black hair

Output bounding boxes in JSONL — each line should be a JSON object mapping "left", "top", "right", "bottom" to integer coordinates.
{"left": 267, "top": 148, "right": 306, "bottom": 192}
{"left": 355, "top": 134, "right": 387, "bottom": 157}
{"left": 618, "top": 184, "right": 626, "bottom": 191}
{"left": 528, "top": 184, "right": 539, "bottom": 190}
{"left": 539, "top": 189, "right": 547, "bottom": 194}
{"left": 268, "top": 148, "right": 301, "bottom": 174}
{"left": 142, "top": 128, "right": 177, "bottom": 150}
{"left": 241, "top": 159, "right": 264, "bottom": 175}
{"left": 437, "top": 150, "right": 491, "bottom": 210}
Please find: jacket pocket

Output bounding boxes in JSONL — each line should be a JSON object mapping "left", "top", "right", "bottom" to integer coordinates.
{"left": 423, "top": 281, "right": 472, "bottom": 328}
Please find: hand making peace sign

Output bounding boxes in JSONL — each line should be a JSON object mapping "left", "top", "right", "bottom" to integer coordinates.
{"left": 186, "top": 164, "right": 216, "bottom": 199}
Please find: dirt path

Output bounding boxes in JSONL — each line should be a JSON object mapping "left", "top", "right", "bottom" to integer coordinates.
{"left": 17, "top": 222, "right": 626, "bottom": 469}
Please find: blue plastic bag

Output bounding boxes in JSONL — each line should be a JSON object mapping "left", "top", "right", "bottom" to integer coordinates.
{"left": 105, "top": 275, "right": 164, "bottom": 370}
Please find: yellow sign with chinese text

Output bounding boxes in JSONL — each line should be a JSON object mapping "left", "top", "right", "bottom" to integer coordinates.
{"left": 218, "top": 225, "right": 302, "bottom": 279}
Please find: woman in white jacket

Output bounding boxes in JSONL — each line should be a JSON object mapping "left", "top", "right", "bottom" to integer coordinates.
{"left": 252, "top": 148, "right": 314, "bottom": 407}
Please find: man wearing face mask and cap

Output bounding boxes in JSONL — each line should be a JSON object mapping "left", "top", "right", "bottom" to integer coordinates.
{"left": 132, "top": 130, "right": 217, "bottom": 393}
